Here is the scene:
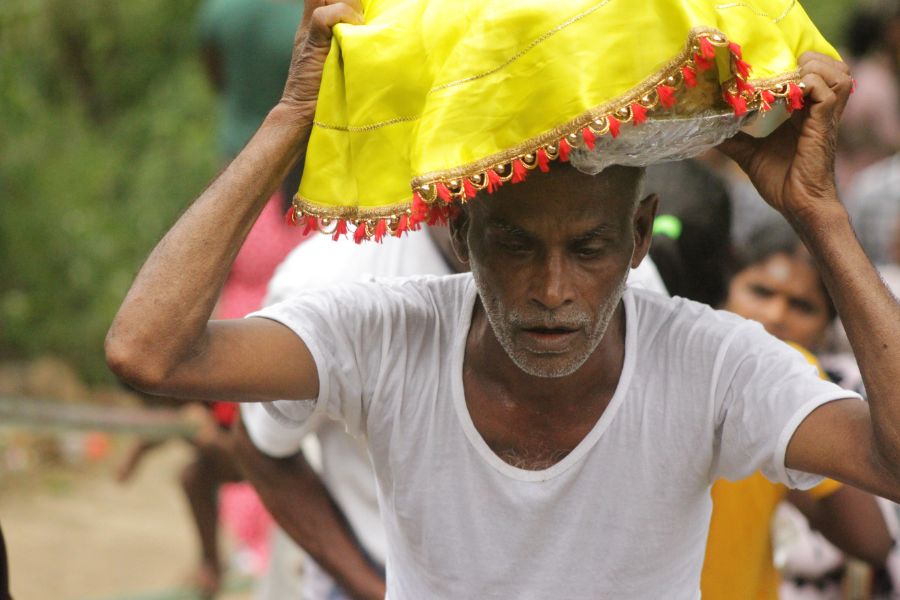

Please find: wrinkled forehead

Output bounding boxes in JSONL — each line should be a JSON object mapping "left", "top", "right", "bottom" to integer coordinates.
{"left": 467, "top": 164, "right": 645, "bottom": 232}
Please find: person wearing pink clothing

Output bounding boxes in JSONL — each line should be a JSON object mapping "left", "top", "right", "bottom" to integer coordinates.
{"left": 184, "top": 189, "right": 306, "bottom": 595}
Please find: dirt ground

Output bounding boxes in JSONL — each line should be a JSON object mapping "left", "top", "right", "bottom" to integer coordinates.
{"left": 1, "top": 438, "right": 255, "bottom": 600}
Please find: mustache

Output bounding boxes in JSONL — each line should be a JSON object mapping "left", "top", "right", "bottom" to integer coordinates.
{"left": 507, "top": 310, "right": 592, "bottom": 331}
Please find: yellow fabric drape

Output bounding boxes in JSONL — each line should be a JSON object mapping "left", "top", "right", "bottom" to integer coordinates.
{"left": 295, "top": 0, "right": 838, "bottom": 236}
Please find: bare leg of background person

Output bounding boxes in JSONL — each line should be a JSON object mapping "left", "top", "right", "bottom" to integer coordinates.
{"left": 180, "top": 438, "right": 242, "bottom": 598}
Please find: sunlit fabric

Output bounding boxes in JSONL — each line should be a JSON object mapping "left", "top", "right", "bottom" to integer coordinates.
{"left": 296, "top": 0, "right": 838, "bottom": 230}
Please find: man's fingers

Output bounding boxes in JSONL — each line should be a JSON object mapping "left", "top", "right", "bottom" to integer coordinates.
{"left": 717, "top": 131, "right": 756, "bottom": 168}
{"left": 307, "top": 3, "right": 365, "bottom": 47}
{"left": 799, "top": 51, "right": 851, "bottom": 76}
{"left": 798, "top": 72, "right": 844, "bottom": 126}
{"left": 797, "top": 53, "right": 853, "bottom": 121}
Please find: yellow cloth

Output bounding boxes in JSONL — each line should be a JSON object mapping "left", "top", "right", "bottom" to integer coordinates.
{"left": 294, "top": 0, "right": 838, "bottom": 235}
{"left": 702, "top": 476, "right": 841, "bottom": 600}
{"left": 701, "top": 347, "right": 841, "bottom": 600}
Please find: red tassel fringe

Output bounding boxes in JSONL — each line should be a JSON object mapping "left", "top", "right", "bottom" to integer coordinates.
{"left": 607, "top": 115, "right": 621, "bottom": 138}
{"left": 536, "top": 148, "right": 551, "bottom": 172}
{"left": 463, "top": 178, "right": 477, "bottom": 199}
{"left": 734, "top": 58, "right": 751, "bottom": 80}
{"left": 411, "top": 191, "right": 429, "bottom": 222}
{"left": 332, "top": 219, "right": 348, "bottom": 241}
{"left": 582, "top": 127, "right": 596, "bottom": 150}
{"left": 373, "top": 219, "right": 387, "bottom": 242}
{"left": 760, "top": 89, "right": 775, "bottom": 111}
{"left": 725, "top": 91, "right": 747, "bottom": 117}
{"left": 436, "top": 182, "right": 452, "bottom": 203}
{"left": 396, "top": 213, "right": 410, "bottom": 236}
{"left": 681, "top": 65, "right": 697, "bottom": 88}
{"left": 657, "top": 85, "right": 677, "bottom": 109}
{"left": 283, "top": 206, "right": 297, "bottom": 226}
{"left": 694, "top": 54, "right": 714, "bottom": 72}
{"left": 487, "top": 168, "right": 503, "bottom": 192}
{"left": 558, "top": 138, "right": 572, "bottom": 162}
{"left": 736, "top": 78, "right": 755, "bottom": 95}
{"left": 787, "top": 83, "right": 805, "bottom": 112}
{"left": 353, "top": 223, "right": 368, "bottom": 243}
{"left": 511, "top": 159, "right": 528, "bottom": 183}
{"left": 631, "top": 103, "right": 647, "bottom": 125}
{"left": 301, "top": 215, "right": 317, "bottom": 236}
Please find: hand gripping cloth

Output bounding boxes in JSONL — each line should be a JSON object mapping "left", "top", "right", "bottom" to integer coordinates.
{"left": 285, "top": 0, "right": 839, "bottom": 241}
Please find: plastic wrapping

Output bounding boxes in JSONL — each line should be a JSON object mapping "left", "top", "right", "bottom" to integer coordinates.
{"left": 570, "top": 111, "right": 750, "bottom": 174}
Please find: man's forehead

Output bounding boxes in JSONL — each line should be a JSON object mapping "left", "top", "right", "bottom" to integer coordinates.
{"left": 484, "top": 213, "right": 622, "bottom": 239}
{"left": 471, "top": 165, "right": 642, "bottom": 229}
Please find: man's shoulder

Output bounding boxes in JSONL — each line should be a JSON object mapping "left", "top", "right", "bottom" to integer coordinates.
{"left": 265, "top": 232, "right": 454, "bottom": 305}
{"left": 629, "top": 288, "right": 754, "bottom": 351}
{"left": 368, "top": 273, "right": 474, "bottom": 316}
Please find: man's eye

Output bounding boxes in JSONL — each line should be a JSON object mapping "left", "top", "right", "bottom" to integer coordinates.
{"left": 575, "top": 245, "right": 604, "bottom": 258}
{"left": 498, "top": 239, "right": 531, "bottom": 253}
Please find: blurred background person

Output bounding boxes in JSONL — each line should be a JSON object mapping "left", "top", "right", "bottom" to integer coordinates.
{"left": 645, "top": 161, "right": 894, "bottom": 600}
{"left": 836, "top": 5, "right": 900, "bottom": 191}
{"left": 724, "top": 219, "right": 897, "bottom": 599}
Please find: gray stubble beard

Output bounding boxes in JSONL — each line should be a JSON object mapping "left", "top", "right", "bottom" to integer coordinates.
{"left": 471, "top": 268, "right": 628, "bottom": 379}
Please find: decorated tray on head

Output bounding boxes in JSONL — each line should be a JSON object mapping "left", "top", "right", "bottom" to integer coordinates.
{"left": 286, "top": 0, "right": 839, "bottom": 241}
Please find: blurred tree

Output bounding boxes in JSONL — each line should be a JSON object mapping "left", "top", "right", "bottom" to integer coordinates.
{"left": 0, "top": 0, "right": 219, "bottom": 383}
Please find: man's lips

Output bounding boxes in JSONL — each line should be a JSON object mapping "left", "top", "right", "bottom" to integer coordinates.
{"left": 518, "top": 326, "right": 581, "bottom": 352}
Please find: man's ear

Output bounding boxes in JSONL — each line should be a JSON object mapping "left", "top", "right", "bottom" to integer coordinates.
{"left": 448, "top": 207, "right": 471, "bottom": 266}
{"left": 632, "top": 193, "right": 659, "bottom": 268}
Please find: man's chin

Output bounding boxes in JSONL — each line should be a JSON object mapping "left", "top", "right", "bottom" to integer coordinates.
{"left": 509, "top": 348, "right": 590, "bottom": 379}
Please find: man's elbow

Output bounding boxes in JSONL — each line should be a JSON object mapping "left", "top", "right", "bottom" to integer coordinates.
{"left": 104, "top": 329, "right": 172, "bottom": 393}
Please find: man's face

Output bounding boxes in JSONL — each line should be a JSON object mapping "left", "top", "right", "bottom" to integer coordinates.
{"left": 452, "top": 164, "right": 655, "bottom": 378}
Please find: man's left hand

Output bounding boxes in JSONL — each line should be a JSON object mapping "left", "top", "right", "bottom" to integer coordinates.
{"left": 718, "top": 52, "right": 854, "bottom": 223}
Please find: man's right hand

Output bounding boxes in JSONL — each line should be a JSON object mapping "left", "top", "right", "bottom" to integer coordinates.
{"left": 280, "top": 0, "right": 365, "bottom": 115}
{"left": 105, "top": 3, "right": 365, "bottom": 405}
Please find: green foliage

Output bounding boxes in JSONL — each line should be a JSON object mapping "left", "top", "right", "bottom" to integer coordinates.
{"left": 0, "top": 0, "right": 219, "bottom": 383}
{"left": 803, "top": 1, "right": 856, "bottom": 48}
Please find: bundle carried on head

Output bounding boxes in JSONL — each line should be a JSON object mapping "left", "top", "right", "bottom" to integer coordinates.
{"left": 285, "top": 0, "right": 839, "bottom": 241}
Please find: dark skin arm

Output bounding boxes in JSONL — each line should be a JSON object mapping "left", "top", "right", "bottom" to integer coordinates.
{"left": 109, "top": 5, "right": 382, "bottom": 596}
{"left": 719, "top": 53, "right": 900, "bottom": 501}
{"left": 230, "top": 420, "right": 386, "bottom": 600}
{"left": 787, "top": 486, "right": 892, "bottom": 567}
{"left": 105, "top": 1, "right": 364, "bottom": 402}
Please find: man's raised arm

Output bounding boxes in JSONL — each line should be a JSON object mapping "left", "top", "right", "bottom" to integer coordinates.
{"left": 720, "top": 53, "right": 900, "bottom": 500}
{"left": 105, "top": 2, "right": 365, "bottom": 403}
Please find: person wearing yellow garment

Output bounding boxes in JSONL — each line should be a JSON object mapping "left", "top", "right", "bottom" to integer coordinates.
{"left": 702, "top": 219, "right": 894, "bottom": 599}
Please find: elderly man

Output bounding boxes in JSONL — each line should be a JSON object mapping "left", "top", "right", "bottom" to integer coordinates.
{"left": 107, "top": 2, "right": 900, "bottom": 598}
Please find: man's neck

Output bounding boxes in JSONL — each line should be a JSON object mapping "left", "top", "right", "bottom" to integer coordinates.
{"left": 462, "top": 299, "right": 628, "bottom": 470}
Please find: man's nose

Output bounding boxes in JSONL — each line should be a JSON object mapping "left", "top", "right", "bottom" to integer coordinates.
{"left": 531, "top": 252, "right": 574, "bottom": 311}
